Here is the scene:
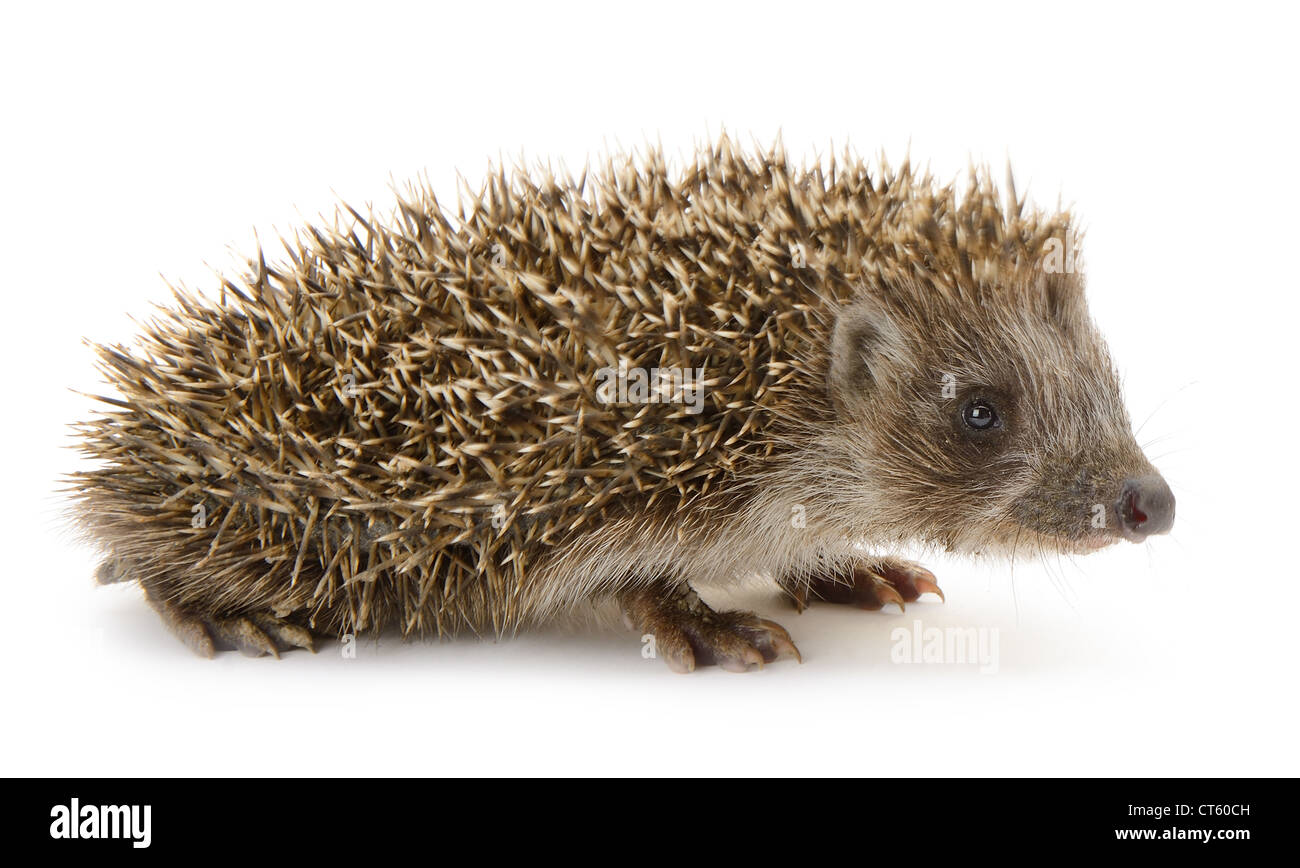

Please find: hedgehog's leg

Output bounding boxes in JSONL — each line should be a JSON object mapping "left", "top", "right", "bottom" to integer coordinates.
{"left": 782, "top": 557, "right": 944, "bottom": 613}
{"left": 618, "top": 581, "right": 801, "bottom": 674}
{"left": 141, "top": 583, "right": 316, "bottom": 659}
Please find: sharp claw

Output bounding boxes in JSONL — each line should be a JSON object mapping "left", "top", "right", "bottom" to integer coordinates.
{"left": 870, "top": 580, "right": 906, "bottom": 611}
{"left": 752, "top": 619, "right": 802, "bottom": 662}
{"left": 246, "top": 626, "right": 280, "bottom": 659}
{"left": 252, "top": 614, "right": 317, "bottom": 653}
{"left": 913, "top": 577, "right": 946, "bottom": 602}
{"left": 769, "top": 635, "right": 802, "bottom": 663}
{"left": 216, "top": 618, "right": 279, "bottom": 658}
{"left": 785, "top": 584, "right": 810, "bottom": 612}
{"left": 285, "top": 627, "right": 317, "bottom": 653}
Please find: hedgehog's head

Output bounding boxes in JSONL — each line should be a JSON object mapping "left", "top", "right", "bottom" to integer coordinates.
{"left": 825, "top": 271, "right": 1173, "bottom": 556}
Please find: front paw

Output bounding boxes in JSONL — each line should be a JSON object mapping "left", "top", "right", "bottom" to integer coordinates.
{"left": 620, "top": 583, "right": 802, "bottom": 674}
{"left": 784, "top": 558, "right": 944, "bottom": 612}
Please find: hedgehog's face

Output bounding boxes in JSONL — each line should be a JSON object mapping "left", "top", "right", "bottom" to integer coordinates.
{"left": 827, "top": 282, "right": 1174, "bottom": 556}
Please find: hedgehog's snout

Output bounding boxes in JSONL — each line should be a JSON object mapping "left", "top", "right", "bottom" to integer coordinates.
{"left": 1114, "top": 474, "right": 1175, "bottom": 541}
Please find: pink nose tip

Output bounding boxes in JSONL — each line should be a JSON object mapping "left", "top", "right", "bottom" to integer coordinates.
{"left": 1116, "top": 475, "right": 1175, "bottom": 541}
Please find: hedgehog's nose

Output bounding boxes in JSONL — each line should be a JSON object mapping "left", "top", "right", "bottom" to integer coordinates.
{"left": 1115, "top": 475, "right": 1175, "bottom": 541}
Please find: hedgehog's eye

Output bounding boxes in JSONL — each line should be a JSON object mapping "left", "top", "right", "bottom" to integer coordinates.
{"left": 961, "top": 399, "right": 1001, "bottom": 431}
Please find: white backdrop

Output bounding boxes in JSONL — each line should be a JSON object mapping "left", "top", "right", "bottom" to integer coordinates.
{"left": 3, "top": 0, "right": 1296, "bottom": 776}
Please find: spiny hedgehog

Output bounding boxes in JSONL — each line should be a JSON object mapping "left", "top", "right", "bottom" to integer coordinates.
{"left": 69, "top": 135, "right": 1174, "bottom": 672}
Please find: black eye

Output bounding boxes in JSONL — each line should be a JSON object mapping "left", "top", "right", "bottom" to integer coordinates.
{"left": 962, "top": 400, "right": 1000, "bottom": 431}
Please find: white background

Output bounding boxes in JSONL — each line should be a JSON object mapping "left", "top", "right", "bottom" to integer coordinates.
{"left": 2, "top": 1, "right": 1296, "bottom": 776}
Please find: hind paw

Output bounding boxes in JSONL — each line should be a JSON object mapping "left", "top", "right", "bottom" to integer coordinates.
{"left": 144, "top": 587, "right": 316, "bottom": 658}
{"left": 784, "top": 557, "right": 944, "bottom": 612}
{"left": 620, "top": 583, "right": 802, "bottom": 674}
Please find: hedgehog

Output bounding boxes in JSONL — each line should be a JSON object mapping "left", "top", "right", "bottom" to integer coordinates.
{"left": 69, "top": 135, "right": 1175, "bottom": 672}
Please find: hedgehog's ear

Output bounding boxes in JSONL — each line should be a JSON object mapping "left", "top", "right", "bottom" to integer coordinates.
{"left": 828, "top": 298, "right": 906, "bottom": 401}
